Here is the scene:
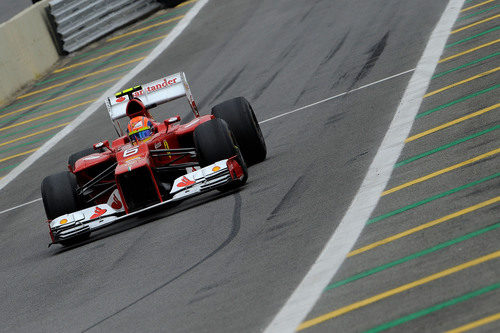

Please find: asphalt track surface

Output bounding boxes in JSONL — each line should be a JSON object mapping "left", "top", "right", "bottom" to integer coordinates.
{"left": 0, "top": 0, "right": 33, "bottom": 24}
{"left": 0, "top": 0, "right": 498, "bottom": 332}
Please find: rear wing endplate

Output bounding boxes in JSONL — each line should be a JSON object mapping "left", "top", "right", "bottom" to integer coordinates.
{"left": 105, "top": 72, "right": 199, "bottom": 127}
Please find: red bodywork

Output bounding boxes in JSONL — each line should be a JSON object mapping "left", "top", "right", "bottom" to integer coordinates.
{"left": 70, "top": 99, "right": 214, "bottom": 213}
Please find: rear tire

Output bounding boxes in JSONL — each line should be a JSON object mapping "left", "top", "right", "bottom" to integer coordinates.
{"left": 157, "top": 0, "right": 183, "bottom": 8}
{"left": 194, "top": 118, "right": 248, "bottom": 187}
{"left": 211, "top": 97, "right": 266, "bottom": 165}
{"left": 68, "top": 147, "right": 102, "bottom": 171}
{"left": 41, "top": 171, "right": 80, "bottom": 220}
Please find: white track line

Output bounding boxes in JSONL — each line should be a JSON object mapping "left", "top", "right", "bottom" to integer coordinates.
{"left": 0, "top": 69, "right": 413, "bottom": 215}
{"left": 260, "top": 68, "right": 415, "bottom": 124}
{"left": 0, "top": 198, "right": 42, "bottom": 216}
{"left": 263, "top": 0, "right": 465, "bottom": 332}
{"left": 0, "top": 0, "right": 211, "bottom": 193}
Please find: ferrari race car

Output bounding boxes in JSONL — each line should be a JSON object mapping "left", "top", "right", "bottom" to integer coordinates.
{"left": 41, "top": 72, "right": 266, "bottom": 246}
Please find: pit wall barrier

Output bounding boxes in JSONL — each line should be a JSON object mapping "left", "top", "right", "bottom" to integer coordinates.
{"left": 0, "top": 0, "right": 58, "bottom": 107}
{"left": 48, "top": 0, "right": 161, "bottom": 54}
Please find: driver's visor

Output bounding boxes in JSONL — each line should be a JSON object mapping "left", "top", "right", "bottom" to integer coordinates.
{"left": 130, "top": 128, "right": 152, "bottom": 142}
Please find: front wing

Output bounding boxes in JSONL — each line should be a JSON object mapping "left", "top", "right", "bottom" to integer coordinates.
{"left": 48, "top": 158, "right": 245, "bottom": 245}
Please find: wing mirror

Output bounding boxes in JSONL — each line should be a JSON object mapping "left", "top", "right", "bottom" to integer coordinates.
{"left": 164, "top": 115, "right": 181, "bottom": 126}
{"left": 94, "top": 140, "right": 110, "bottom": 151}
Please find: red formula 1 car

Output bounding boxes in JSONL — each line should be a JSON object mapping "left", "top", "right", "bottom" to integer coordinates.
{"left": 41, "top": 72, "right": 266, "bottom": 246}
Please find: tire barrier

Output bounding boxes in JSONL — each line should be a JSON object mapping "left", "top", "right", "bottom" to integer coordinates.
{"left": 47, "top": 0, "right": 161, "bottom": 54}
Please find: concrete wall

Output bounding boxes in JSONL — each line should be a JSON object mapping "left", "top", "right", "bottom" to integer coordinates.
{"left": 0, "top": 0, "right": 59, "bottom": 106}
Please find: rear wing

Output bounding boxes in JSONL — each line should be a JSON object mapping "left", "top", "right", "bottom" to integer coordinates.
{"left": 105, "top": 72, "right": 199, "bottom": 135}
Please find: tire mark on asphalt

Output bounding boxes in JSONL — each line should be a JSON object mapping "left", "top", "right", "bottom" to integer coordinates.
{"left": 262, "top": 176, "right": 306, "bottom": 241}
{"left": 323, "top": 111, "right": 346, "bottom": 127}
{"left": 320, "top": 32, "right": 349, "bottom": 67}
{"left": 253, "top": 66, "right": 284, "bottom": 101}
{"left": 350, "top": 32, "right": 389, "bottom": 89}
{"left": 197, "top": 66, "right": 247, "bottom": 110}
{"left": 82, "top": 193, "right": 242, "bottom": 332}
{"left": 189, "top": 278, "right": 231, "bottom": 305}
{"left": 211, "top": 67, "right": 247, "bottom": 103}
{"left": 266, "top": 176, "right": 305, "bottom": 221}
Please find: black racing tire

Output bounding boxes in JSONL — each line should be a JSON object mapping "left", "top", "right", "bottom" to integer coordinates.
{"left": 68, "top": 147, "right": 102, "bottom": 170}
{"left": 211, "top": 97, "right": 266, "bottom": 165}
{"left": 193, "top": 118, "right": 248, "bottom": 187}
{"left": 157, "top": 0, "right": 183, "bottom": 8}
{"left": 41, "top": 171, "right": 80, "bottom": 220}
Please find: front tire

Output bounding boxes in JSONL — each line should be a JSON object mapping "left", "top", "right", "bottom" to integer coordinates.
{"left": 211, "top": 97, "right": 266, "bottom": 165}
{"left": 194, "top": 118, "right": 248, "bottom": 187}
{"left": 41, "top": 171, "right": 80, "bottom": 220}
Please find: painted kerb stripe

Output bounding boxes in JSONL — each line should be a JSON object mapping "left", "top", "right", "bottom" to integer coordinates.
{"left": 348, "top": 197, "right": 500, "bottom": 257}
{"left": 326, "top": 222, "right": 500, "bottom": 290}
{"left": 297, "top": 251, "right": 500, "bottom": 330}
{"left": 363, "top": 282, "right": 500, "bottom": 333}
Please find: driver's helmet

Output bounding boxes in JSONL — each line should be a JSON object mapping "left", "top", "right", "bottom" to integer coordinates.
{"left": 127, "top": 116, "right": 154, "bottom": 144}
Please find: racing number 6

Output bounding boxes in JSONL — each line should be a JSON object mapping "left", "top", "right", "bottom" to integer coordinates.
{"left": 123, "top": 147, "right": 139, "bottom": 158}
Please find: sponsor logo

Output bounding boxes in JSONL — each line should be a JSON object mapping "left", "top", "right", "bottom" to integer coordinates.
{"left": 212, "top": 166, "right": 221, "bottom": 172}
{"left": 145, "top": 77, "right": 178, "bottom": 93}
{"left": 114, "top": 77, "right": 178, "bottom": 103}
{"left": 90, "top": 207, "right": 107, "bottom": 219}
{"left": 155, "top": 142, "right": 162, "bottom": 149}
{"left": 111, "top": 195, "right": 122, "bottom": 210}
{"left": 176, "top": 176, "right": 195, "bottom": 188}
{"left": 59, "top": 219, "right": 68, "bottom": 225}
{"left": 84, "top": 155, "right": 101, "bottom": 160}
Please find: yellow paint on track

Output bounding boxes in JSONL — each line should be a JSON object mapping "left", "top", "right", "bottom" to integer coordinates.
{"left": 54, "top": 35, "right": 167, "bottom": 73}
{"left": 0, "top": 122, "right": 70, "bottom": 148}
{"left": 107, "top": 16, "right": 183, "bottom": 41}
{"left": 439, "top": 39, "right": 500, "bottom": 63}
{"left": 424, "top": 67, "right": 500, "bottom": 97}
{"left": 175, "top": 0, "right": 198, "bottom": 8}
{"left": 405, "top": 103, "right": 499, "bottom": 142}
{"left": 445, "top": 312, "right": 500, "bottom": 333}
{"left": 381, "top": 148, "right": 500, "bottom": 196}
{"left": 0, "top": 148, "right": 39, "bottom": 163}
{"left": 1, "top": 77, "right": 120, "bottom": 119}
{"left": 451, "top": 13, "right": 500, "bottom": 34}
{"left": 347, "top": 197, "right": 500, "bottom": 257}
{"left": 0, "top": 100, "right": 95, "bottom": 132}
{"left": 16, "top": 58, "right": 144, "bottom": 99}
{"left": 461, "top": 0, "right": 496, "bottom": 12}
{"left": 297, "top": 250, "right": 500, "bottom": 330}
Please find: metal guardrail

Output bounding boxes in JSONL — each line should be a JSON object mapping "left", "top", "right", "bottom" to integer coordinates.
{"left": 47, "top": 0, "right": 161, "bottom": 54}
